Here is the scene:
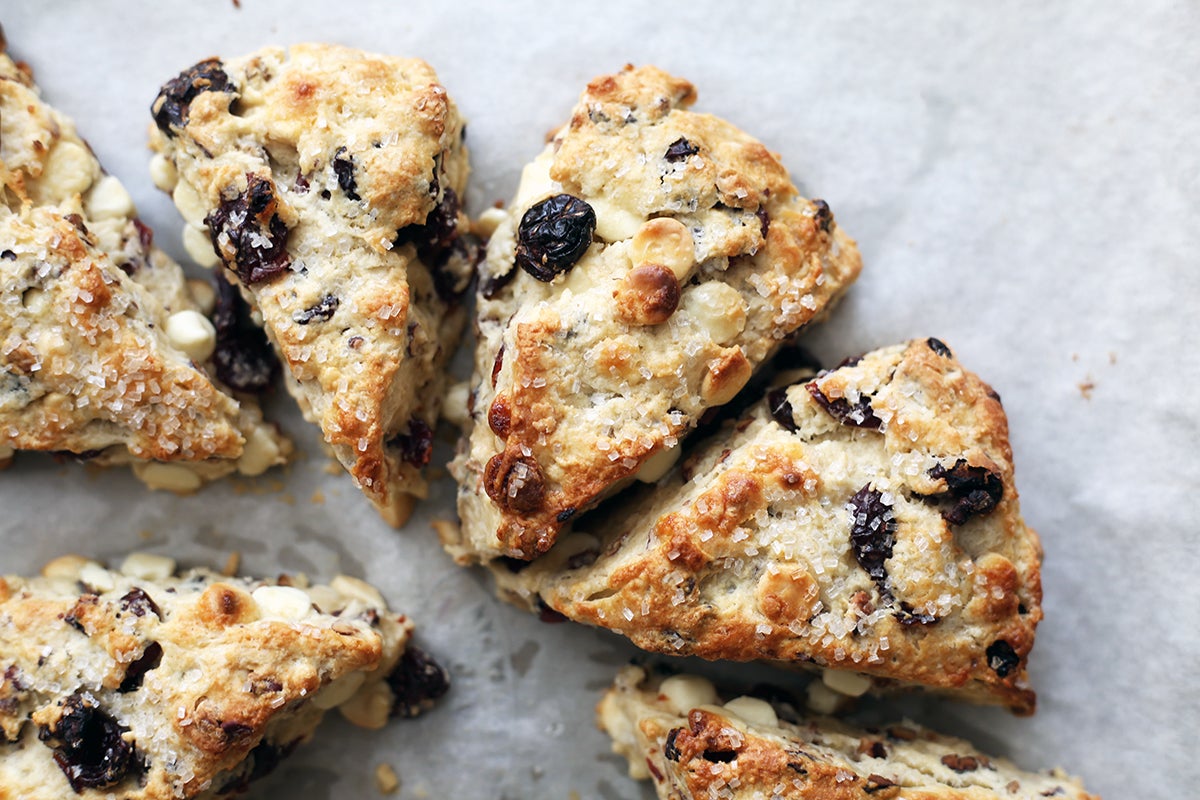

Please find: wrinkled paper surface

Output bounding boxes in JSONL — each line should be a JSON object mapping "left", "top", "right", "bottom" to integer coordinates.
{"left": 2, "top": 2, "right": 1196, "bottom": 798}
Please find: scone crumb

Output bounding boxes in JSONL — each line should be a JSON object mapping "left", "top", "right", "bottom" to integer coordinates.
{"left": 222, "top": 551, "right": 241, "bottom": 576}
{"left": 311, "top": 489, "right": 326, "bottom": 505}
{"left": 375, "top": 763, "right": 400, "bottom": 794}
{"left": 431, "top": 519, "right": 461, "bottom": 547}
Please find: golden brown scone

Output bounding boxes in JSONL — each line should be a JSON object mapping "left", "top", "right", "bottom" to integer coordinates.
{"left": 599, "top": 666, "right": 1097, "bottom": 800}
{"left": 0, "top": 45, "right": 289, "bottom": 488}
{"left": 0, "top": 554, "right": 449, "bottom": 799}
{"left": 473, "top": 340, "right": 1042, "bottom": 712}
{"left": 451, "top": 65, "right": 862, "bottom": 560}
{"left": 148, "top": 44, "right": 473, "bottom": 525}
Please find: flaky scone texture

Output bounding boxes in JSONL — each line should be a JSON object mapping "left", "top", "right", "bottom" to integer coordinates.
{"left": 481, "top": 340, "right": 1042, "bottom": 712}
{"left": 149, "top": 43, "right": 473, "bottom": 525}
{"left": 599, "top": 666, "right": 1096, "bottom": 800}
{"left": 0, "top": 46, "right": 288, "bottom": 488}
{"left": 0, "top": 554, "right": 446, "bottom": 799}
{"left": 451, "top": 65, "right": 862, "bottom": 560}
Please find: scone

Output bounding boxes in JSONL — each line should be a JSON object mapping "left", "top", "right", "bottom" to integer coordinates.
{"left": 0, "top": 554, "right": 449, "bottom": 799}
{"left": 472, "top": 340, "right": 1042, "bottom": 712}
{"left": 0, "top": 43, "right": 289, "bottom": 488}
{"left": 451, "top": 65, "right": 862, "bottom": 560}
{"left": 148, "top": 44, "right": 473, "bottom": 525}
{"left": 599, "top": 666, "right": 1096, "bottom": 800}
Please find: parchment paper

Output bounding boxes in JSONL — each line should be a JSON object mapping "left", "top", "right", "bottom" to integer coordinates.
{"left": 2, "top": 2, "right": 1196, "bottom": 798}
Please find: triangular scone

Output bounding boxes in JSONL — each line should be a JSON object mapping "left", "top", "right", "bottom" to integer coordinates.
{"left": 599, "top": 666, "right": 1096, "bottom": 800}
{"left": 451, "top": 65, "right": 862, "bottom": 560}
{"left": 0, "top": 46, "right": 289, "bottom": 488}
{"left": 479, "top": 340, "right": 1042, "bottom": 713}
{"left": 0, "top": 554, "right": 449, "bottom": 799}
{"left": 148, "top": 44, "right": 473, "bottom": 525}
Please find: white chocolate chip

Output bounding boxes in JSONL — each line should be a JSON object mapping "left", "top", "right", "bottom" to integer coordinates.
{"left": 149, "top": 152, "right": 178, "bottom": 192}
{"left": 375, "top": 763, "right": 400, "bottom": 795}
{"left": 312, "top": 670, "right": 367, "bottom": 710}
{"left": 635, "top": 445, "right": 680, "bottom": 484}
{"left": 723, "top": 696, "right": 778, "bottom": 728}
{"left": 78, "top": 563, "right": 116, "bottom": 593}
{"left": 251, "top": 585, "right": 314, "bottom": 621}
{"left": 659, "top": 674, "right": 719, "bottom": 715}
{"left": 41, "top": 555, "right": 98, "bottom": 580}
{"left": 119, "top": 553, "right": 176, "bottom": 581}
{"left": 441, "top": 381, "right": 470, "bottom": 428}
{"left": 822, "top": 669, "right": 873, "bottom": 698}
{"left": 338, "top": 679, "right": 393, "bottom": 729}
{"left": 630, "top": 217, "right": 695, "bottom": 280}
{"left": 133, "top": 462, "right": 204, "bottom": 493}
{"left": 329, "top": 575, "right": 385, "bottom": 609}
{"left": 40, "top": 141, "right": 96, "bottom": 198}
{"left": 172, "top": 180, "right": 208, "bottom": 227}
{"left": 512, "top": 149, "right": 559, "bottom": 210}
{"left": 306, "top": 585, "right": 343, "bottom": 615}
{"left": 684, "top": 283, "right": 747, "bottom": 345}
{"left": 588, "top": 195, "right": 643, "bottom": 242}
{"left": 473, "top": 207, "right": 508, "bottom": 239}
{"left": 84, "top": 175, "right": 135, "bottom": 221}
{"left": 22, "top": 288, "right": 50, "bottom": 315}
{"left": 183, "top": 224, "right": 219, "bottom": 267}
{"left": 237, "top": 427, "right": 281, "bottom": 477}
{"left": 165, "top": 310, "right": 217, "bottom": 362}
{"left": 805, "top": 680, "right": 845, "bottom": 715}
{"left": 186, "top": 279, "right": 217, "bottom": 316}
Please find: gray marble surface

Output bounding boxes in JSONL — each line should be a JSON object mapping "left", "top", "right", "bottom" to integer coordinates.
{"left": 2, "top": 2, "right": 1196, "bottom": 797}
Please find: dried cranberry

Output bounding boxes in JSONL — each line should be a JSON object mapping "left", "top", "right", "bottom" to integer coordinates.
{"left": 211, "top": 277, "right": 280, "bottom": 393}
{"left": 702, "top": 749, "right": 738, "bottom": 763}
{"left": 205, "top": 174, "right": 291, "bottom": 285}
{"left": 847, "top": 486, "right": 896, "bottom": 591}
{"left": 767, "top": 388, "right": 797, "bottom": 432}
{"left": 38, "top": 694, "right": 139, "bottom": 792}
{"left": 515, "top": 194, "right": 595, "bottom": 281}
{"left": 811, "top": 199, "right": 833, "bottom": 233}
{"left": 925, "top": 459, "right": 1003, "bottom": 525}
{"left": 488, "top": 397, "right": 511, "bottom": 438}
{"left": 133, "top": 218, "right": 154, "bottom": 252}
{"left": 664, "top": 137, "right": 699, "bottom": 162}
{"left": 865, "top": 774, "right": 897, "bottom": 792}
{"left": 490, "top": 345, "right": 505, "bottom": 387}
{"left": 756, "top": 206, "right": 770, "bottom": 238}
{"left": 395, "top": 187, "right": 461, "bottom": 263}
{"left": 430, "top": 234, "right": 481, "bottom": 304}
{"left": 152, "top": 58, "right": 235, "bottom": 135}
{"left": 941, "top": 754, "right": 981, "bottom": 773}
{"left": 483, "top": 453, "right": 546, "bottom": 513}
{"left": 536, "top": 599, "right": 568, "bottom": 623}
{"left": 986, "top": 640, "right": 1021, "bottom": 678}
{"left": 926, "top": 337, "right": 953, "bottom": 358}
{"left": 807, "top": 382, "right": 882, "bottom": 429}
{"left": 292, "top": 294, "right": 339, "bottom": 325}
{"left": 389, "top": 418, "right": 434, "bottom": 468}
{"left": 332, "top": 147, "right": 360, "bottom": 201}
{"left": 118, "top": 642, "right": 163, "bottom": 693}
{"left": 387, "top": 646, "right": 450, "bottom": 718}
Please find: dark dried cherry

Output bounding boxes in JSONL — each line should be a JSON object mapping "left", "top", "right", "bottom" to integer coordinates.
{"left": 515, "top": 194, "right": 595, "bottom": 281}
{"left": 479, "top": 263, "right": 517, "bottom": 300}
{"left": 38, "top": 694, "right": 139, "bottom": 792}
{"left": 925, "top": 459, "right": 1003, "bottom": 525}
{"left": 847, "top": 485, "right": 896, "bottom": 591}
{"left": 986, "top": 640, "right": 1021, "bottom": 678}
{"left": 811, "top": 199, "right": 833, "bottom": 233}
{"left": 118, "top": 642, "right": 163, "bottom": 693}
{"left": 331, "top": 147, "right": 360, "bottom": 201}
{"left": 926, "top": 337, "right": 953, "bottom": 358}
{"left": 767, "top": 387, "right": 798, "bottom": 432}
{"left": 389, "top": 418, "right": 434, "bottom": 468}
{"left": 664, "top": 137, "right": 699, "bottom": 162}
{"left": 152, "top": 58, "right": 235, "bottom": 135}
{"left": 211, "top": 276, "right": 280, "bottom": 393}
{"left": 292, "top": 294, "right": 339, "bottom": 325}
{"left": 807, "top": 381, "right": 882, "bottom": 429}
{"left": 205, "top": 173, "right": 291, "bottom": 285}
{"left": 387, "top": 646, "right": 450, "bottom": 718}
{"left": 483, "top": 453, "right": 546, "bottom": 513}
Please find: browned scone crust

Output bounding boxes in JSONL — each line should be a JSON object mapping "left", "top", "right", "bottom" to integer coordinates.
{"left": 599, "top": 666, "right": 1097, "bottom": 800}
{"left": 483, "top": 340, "right": 1042, "bottom": 712}
{"left": 148, "top": 44, "right": 473, "bottom": 525}
{"left": 451, "top": 65, "right": 862, "bottom": 560}
{"left": 0, "top": 46, "right": 288, "bottom": 487}
{"left": 0, "top": 554, "right": 448, "bottom": 799}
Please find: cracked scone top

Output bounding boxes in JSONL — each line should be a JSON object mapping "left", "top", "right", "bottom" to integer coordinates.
{"left": 0, "top": 44, "right": 289, "bottom": 489}
{"left": 149, "top": 44, "right": 473, "bottom": 525}
{"left": 479, "top": 340, "right": 1042, "bottom": 712}
{"left": 0, "top": 554, "right": 449, "bottom": 799}
{"left": 451, "top": 65, "right": 862, "bottom": 561}
{"left": 599, "top": 666, "right": 1096, "bottom": 800}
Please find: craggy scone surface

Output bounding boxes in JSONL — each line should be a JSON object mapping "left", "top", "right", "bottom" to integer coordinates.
{"left": 599, "top": 666, "right": 1096, "bottom": 800}
{"left": 486, "top": 340, "right": 1042, "bottom": 712}
{"left": 0, "top": 46, "right": 287, "bottom": 486}
{"left": 451, "top": 65, "right": 862, "bottom": 560}
{"left": 0, "top": 555, "right": 448, "bottom": 799}
{"left": 149, "top": 43, "right": 473, "bottom": 524}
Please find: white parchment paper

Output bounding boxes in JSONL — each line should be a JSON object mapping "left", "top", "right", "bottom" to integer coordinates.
{"left": 2, "top": 2, "right": 1197, "bottom": 798}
